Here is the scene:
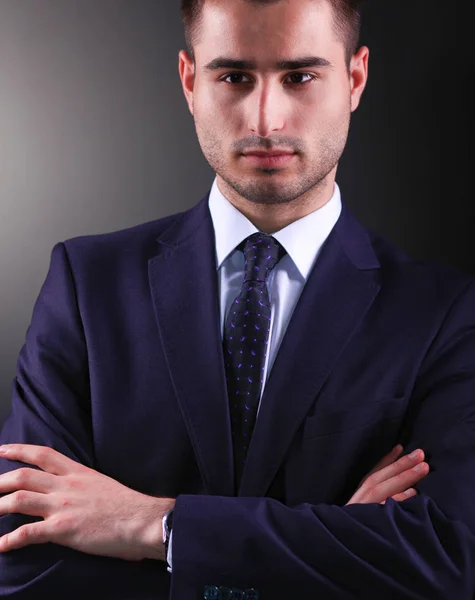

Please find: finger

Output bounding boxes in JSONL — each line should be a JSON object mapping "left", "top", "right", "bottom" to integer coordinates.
{"left": 366, "top": 449, "right": 425, "bottom": 486}
{"left": 0, "top": 521, "right": 50, "bottom": 552}
{"left": 0, "top": 490, "right": 52, "bottom": 518}
{"left": 381, "top": 444, "right": 404, "bottom": 465}
{"left": 365, "top": 444, "right": 403, "bottom": 476}
{"left": 393, "top": 488, "right": 418, "bottom": 501}
{"left": 368, "top": 462, "right": 429, "bottom": 504}
{"left": 0, "top": 468, "right": 56, "bottom": 495}
{"left": 358, "top": 444, "right": 404, "bottom": 487}
{"left": 380, "top": 488, "right": 418, "bottom": 505}
{"left": 0, "top": 445, "right": 83, "bottom": 476}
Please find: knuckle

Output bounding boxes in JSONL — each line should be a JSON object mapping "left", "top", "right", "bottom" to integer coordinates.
{"left": 397, "top": 467, "right": 413, "bottom": 478}
{"left": 17, "top": 525, "right": 33, "bottom": 542}
{"left": 364, "top": 486, "right": 377, "bottom": 499}
{"left": 364, "top": 472, "right": 382, "bottom": 488}
{"left": 36, "top": 447, "right": 50, "bottom": 463}
{"left": 12, "top": 489, "right": 28, "bottom": 507}
{"left": 67, "top": 476, "right": 82, "bottom": 491}
{"left": 363, "top": 472, "right": 376, "bottom": 486}
{"left": 61, "top": 496, "right": 72, "bottom": 508}
{"left": 51, "top": 515, "right": 70, "bottom": 532}
{"left": 394, "top": 455, "right": 409, "bottom": 469}
{"left": 395, "top": 472, "right": 415, "bottom": 488}
{"left": 394, "top": 459, "right": 413, "bottom": 476}
{"left": 13, "top": 468, "right": 29, "bottom": 485}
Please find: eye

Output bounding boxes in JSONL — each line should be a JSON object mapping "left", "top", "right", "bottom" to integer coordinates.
{"left": 220, "top": 72, "right": 317, "bottom": 86}
{"left": 285, "top": 72, "right": 316, "bottom": 85}
{"left": 221, "top": 73, "right": 252, "bottom": 84}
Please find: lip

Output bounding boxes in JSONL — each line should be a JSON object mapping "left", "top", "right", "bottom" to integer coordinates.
{"left": 242, "top": 151, "right": 295, "bottom": 168}
{"left": 243, "top": 150, "right": 294, "bottom": 156}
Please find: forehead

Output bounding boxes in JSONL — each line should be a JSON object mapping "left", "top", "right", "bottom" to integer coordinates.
{"left": 196, "top": 0, "right": 342, "bottom": 65}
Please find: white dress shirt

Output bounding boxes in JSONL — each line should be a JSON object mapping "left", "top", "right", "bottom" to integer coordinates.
{"left": 209, "top": 176, "right": 342, "bottom": 412}
{"left": 166, "top": 176, "right": 342, "bottom": 571}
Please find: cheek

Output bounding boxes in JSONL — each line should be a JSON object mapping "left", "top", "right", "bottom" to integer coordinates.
{"left": 196, "top": 88, "right": 232, "bottom": 123}
{"left": 315, "top": 77, "right": 349, "bottom": 107}
{"left": 289, "top": 92, "right": 346, "bottom": 131}
{"left": 197, "top": 91, "right": 241, "bottom": 130}
{"left": 308, "top": 87, "right": 351, "bottom": 132}
{"left": 195, "top": 99, "right": 237, "bottom": 146}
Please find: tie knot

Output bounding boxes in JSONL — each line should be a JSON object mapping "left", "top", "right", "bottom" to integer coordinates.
{"left": 239, "top": 232, "right": 286, "bottom": 283}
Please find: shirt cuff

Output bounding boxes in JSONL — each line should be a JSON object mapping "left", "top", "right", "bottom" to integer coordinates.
{"left": 166, "top": 529, "right": 173, "bottom": 573}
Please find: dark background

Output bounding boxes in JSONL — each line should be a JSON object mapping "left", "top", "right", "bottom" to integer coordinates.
{"left": 0, "top": 1, "right": 468, "bottom": 424}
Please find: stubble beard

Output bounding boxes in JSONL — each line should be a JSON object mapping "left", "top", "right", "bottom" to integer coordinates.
{"left": 195, "top": 115, "right": 350, "bottom": 206}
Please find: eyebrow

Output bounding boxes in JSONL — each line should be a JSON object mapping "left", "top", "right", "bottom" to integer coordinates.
{"left": 203, "top": 56, "right": 333, "bottom": 71}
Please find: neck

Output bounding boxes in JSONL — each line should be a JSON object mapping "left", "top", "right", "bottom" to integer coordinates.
{"left": 216, "top": 170, "right": 337, "bottom": 234}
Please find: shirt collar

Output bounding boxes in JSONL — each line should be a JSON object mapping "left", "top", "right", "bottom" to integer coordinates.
{"left": 208, "top": 176, "right": 342, "bottom": 281}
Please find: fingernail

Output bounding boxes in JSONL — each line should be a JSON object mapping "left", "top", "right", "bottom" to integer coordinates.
{"left": 409, "top": 449, "right": 421, "bottom": 459}
{"left": 412, "top": 462, "right": 425, "bottom": 471}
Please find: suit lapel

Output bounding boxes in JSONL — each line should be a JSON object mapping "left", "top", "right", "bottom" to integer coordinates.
{"left": 239, "top": 206, "right": 381, "bottom": 496}
{"left": 148, "top": 193, "right": 234, "bottom": 496}
{"left": 148, "top": 192, "right": 381, "bottom": 499}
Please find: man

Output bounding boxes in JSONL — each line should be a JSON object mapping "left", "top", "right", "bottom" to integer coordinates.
{"left": 0, "top": 0, "right": 474, "bottom": 598}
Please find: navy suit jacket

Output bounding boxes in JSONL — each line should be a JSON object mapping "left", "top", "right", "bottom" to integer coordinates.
{"left": 1, "top": 191, "right": 475, "bottom": 599}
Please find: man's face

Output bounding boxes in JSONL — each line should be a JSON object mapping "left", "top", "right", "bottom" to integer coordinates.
{"left": 179, "top": 0, "right": 368, "bottom": 206}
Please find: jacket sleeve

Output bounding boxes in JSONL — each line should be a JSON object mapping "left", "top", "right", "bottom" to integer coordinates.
{"left": 0, "top": 243, "right": 169, "bottom": 600}
{"left": 169, "top": 281, "right": 475, "bottom": 600}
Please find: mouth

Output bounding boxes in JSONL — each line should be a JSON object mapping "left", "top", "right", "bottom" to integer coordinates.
{"left": 241, "top": 151, "right": 296, "bottom": 169}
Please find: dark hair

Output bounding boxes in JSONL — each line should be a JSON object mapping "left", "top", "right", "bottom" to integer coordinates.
{"left": 180, "top": 0, "right": 364, "bottom": 69}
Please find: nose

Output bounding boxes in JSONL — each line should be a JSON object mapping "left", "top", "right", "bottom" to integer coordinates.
{"left": 247, "top": 81, "right": 285, "bottom": 138}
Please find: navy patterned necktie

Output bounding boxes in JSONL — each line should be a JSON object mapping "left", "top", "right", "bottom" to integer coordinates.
{"left": 223, "top": 232, "right": 287, "bottom": 492}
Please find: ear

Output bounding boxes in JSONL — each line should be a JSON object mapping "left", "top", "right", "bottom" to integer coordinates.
{"left": 178, "top": 50, "right": 195, "bottom": 116}
{"left": 349, "top": 46, "right": 369, "bottom": 112}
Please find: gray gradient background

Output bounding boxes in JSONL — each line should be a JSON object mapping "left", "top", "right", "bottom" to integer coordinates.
{"left": 0, "top": 1, "right": 468, "bottom": 424}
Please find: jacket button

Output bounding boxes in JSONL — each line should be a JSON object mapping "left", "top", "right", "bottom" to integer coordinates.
{"left": 203, "top": 585, "right": 219, "bottom": 599}
{"left": 218, "top": 587, "right": 245, "bottom": 599}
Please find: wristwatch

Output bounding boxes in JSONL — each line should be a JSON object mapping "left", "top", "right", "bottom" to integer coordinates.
{"left": 162, "top": 508, "right": 174, "bottom": 557}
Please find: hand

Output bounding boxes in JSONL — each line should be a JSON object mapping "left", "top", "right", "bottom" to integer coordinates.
{"left": 0, "top": 444, "right": 175, "bottom": 561}
{"left": 345, "top": 445, "right": 430, "bottom": 506}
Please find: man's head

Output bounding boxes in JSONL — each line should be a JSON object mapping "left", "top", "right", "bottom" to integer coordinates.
{"left": 178, "top": 0, "right": 369, "bottom": 212}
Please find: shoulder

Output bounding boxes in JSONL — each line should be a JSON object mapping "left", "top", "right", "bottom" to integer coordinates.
{"left": 55, "top": 209, "right": 186, "bottom": 276}
{"left": 336, "top": 204, "right": 475, "bottom": 304}
{"left": 366, "top": 227, "right": 475, "bottom": 310}
{"left": 65, "top": 210, "right": 183, "bottom": 253}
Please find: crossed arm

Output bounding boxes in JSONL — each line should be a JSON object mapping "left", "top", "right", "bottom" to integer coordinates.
{"left": 0, "top": 442, "right": 428, "bottom": 556}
